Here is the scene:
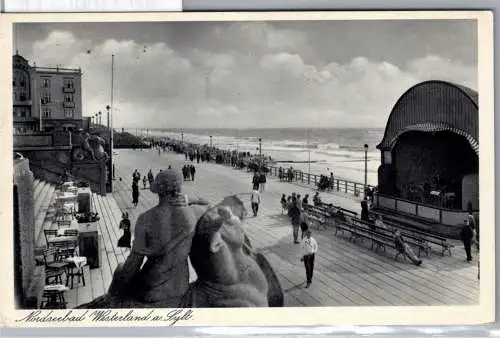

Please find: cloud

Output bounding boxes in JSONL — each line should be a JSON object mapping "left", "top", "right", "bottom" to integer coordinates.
{"left": 21, "top": 24, "right": 477, "bottom": 129}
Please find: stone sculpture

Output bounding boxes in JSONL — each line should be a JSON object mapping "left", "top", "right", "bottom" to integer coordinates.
{"left": 180, "top": 195, "right": 284, "bottom": 307}
{"left": 77, "top": 177, "right": 283, "bottom": 308}
{"left": 72, "top": 132, "right": 109, "bottom": 162}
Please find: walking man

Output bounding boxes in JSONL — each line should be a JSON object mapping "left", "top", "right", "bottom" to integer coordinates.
{"left": 461, "top": 218, "right": 475, "bottom": 262}
{"left": 190, "top": 165, "right": 196, "bottom": 181}
{"left": 300, "top": 230, "right": 318, "bottom": 288}
{"left": 288, "top": 198, "right": 301, "bottom": 244}
{"left": 250, "top": 186, "right": 261, "bottom": 217}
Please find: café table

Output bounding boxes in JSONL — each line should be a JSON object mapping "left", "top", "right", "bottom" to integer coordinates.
{"left": 62, "top": 181, "right": 75, "bottom": 191}
{"left": 77, "top": 187, "right": 92, "bottom": 214}
{"left": 65, "top": 256, "right": 87, "bottom": 289}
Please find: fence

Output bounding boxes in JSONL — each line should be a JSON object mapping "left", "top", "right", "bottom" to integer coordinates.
{"left": 14, "top": 132, "right": 72, "bottom": 148}
{"left": 266, "top": 165, "right": 375, "bottom": 197}
{"left": 217, "top": 157, "right": 374, "bottom": 198}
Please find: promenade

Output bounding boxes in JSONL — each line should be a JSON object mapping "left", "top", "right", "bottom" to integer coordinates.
{"left": 108, "top": 148, "right": 479, "bottom": 307}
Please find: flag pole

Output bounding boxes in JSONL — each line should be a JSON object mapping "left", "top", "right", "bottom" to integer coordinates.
{"left": 39, "top": 97, "right": 43, "bottom": 131}
{"left": 111, "top": 54, "right": 114, "bottom": 153}
{"left": 110, "top": 54, "right": 115, "bottom": 183}
{"left": 307, "top": 129, "right": 311, "bottom": 185}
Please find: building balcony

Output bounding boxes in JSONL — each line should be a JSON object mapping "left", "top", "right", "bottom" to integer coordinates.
{"left": 63, "top": 101, "right": 75, "bottom": 108}
{"left": 63, "top": 86, "right": 75, "bottom": 93}
{"left": 14, "top": 100, "right": 32, "bottom": 106}
{"left": 13, "top": 116, "right": 37, "bottom": 122}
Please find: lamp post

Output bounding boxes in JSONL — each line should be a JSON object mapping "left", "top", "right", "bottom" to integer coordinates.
{"left": 210, "top": 135, "right": 212, "bottom": 147}
{"left": 181, "top": 132, "right": 184, "bottom": 144}
{"left": 106, "top": 106, "right": 110, "bottom": 130}
{"left": 258, "top": 138, "right": 262, "bottom": 157}
{"left": 307, "top": 129, "right": 311, "bottom": 185}
{"left": 364, "top": 144, "right": 368, "bottom": 198}
{"left": 98, "top": 111, "right": 102, "bottom": 128}
{"left": 91, "top": 116, "right": 94, "bottom": 125}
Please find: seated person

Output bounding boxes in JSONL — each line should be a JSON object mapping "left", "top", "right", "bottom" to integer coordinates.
{"left": 393, "top": 230, "right": 422, "bottom": 266}
{"left": 180, "top": 196, "right": 283, "bottom": 307}
{"left": 312, "top": 192, "right": 321, "bottom": 206}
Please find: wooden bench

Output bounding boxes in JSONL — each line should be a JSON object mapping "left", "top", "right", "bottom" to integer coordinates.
{"left": 353, "top": 218, "right": 431, "bottom": 257}
{"left": 303, "top": 205, "right": 334, "bottom": 230}
{"left": 369, "top": 210, "right": 454, "bottom": 256}
{"left": 350, "top": 223, "right": 408, "bottom": 262}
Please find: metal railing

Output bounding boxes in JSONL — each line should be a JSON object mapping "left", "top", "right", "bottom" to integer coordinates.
{"left": 214, "top": 157, "right": 374, "bottom": 198}
{"left": 266, "top": 165, "right": 375, "bottom": 197}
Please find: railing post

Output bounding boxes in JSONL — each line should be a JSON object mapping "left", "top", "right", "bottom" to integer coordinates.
{"left": 345, "top": 180, "right": 347, "bottom": 193}
{"left": 354, "top": 183, "right": 357, "bottom": 196}
{"left": 308, "top": 173, "right": 310, "bottom": 185}
{"left": 336, "top": 180, "right": 339, "bottom": 191}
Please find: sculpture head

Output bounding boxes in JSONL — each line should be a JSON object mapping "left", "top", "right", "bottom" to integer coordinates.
{"left": 190, "top": 197, "right": 265, "bottom": 290}
{"left": 150, "top": 170, "right": 182, "bottom": 197}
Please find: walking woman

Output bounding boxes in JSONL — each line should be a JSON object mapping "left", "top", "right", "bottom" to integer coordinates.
{"left": 117, "top": 212, "right": 131, "bottom": 249}
{"left": 132, "top": 180, "right": 140, "bottom": 207}
{"left": 280, "top": 194, "right": 287, "bottom": 214}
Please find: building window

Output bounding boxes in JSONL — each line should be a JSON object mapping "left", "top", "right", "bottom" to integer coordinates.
{"left": 42, "top": 78, "right": 51, "bottom": 88}
{"left": 19, "top": 93, "right": 27, "bottom": 101}
{"left": 64, "top": 79, "right": 74, "bottom": 88}
{"left": 64, "top": 94, "right": 74, "bottom": 102}
{"left": 64, "top": 108, "right": 74, "bottom": 118}
{"left": 42, "top": 108, "right": 51, "bottom": 118}
{"left": 40, "top": 92, "right": 51, "bottom": 104}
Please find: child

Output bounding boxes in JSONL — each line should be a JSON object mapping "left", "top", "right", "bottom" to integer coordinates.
{"left": 142, "top": 176, "right": 147, "bottom": 189}
{"left": 280, "top": 194, "right": 287, "bottom": 214}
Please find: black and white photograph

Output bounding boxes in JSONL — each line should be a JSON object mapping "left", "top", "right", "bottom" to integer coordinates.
{"left": 3, "top": 11, "right": 494, "bottom": 326}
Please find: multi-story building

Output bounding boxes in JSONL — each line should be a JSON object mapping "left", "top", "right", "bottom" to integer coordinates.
{"left": 13, "top": 53, "right": 83, "bottom": 134}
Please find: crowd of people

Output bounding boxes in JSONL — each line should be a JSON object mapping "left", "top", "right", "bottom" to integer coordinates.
{"left": 182, "top": 164, "right": 196, "bottom": 181}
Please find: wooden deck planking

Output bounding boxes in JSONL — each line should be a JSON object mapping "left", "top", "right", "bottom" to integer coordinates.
{"left": 107, "top": 149, "right": 479, "bottom": 307}
{"left": 94, "top": 194, "right": 120, "bottom": 276}
{"left": 63, "top": 149, "right": 479, "bottom": 308}
{"left": 245, "top": 220, "right": 396, "bottom": 306}
{"left": 76, "top": 266, "right": 93, "bottom": 306}
{"left": 114, "top": 166, "right": 384, "bottom": 306}
{"left": 90, "top": 265, "right": 105, "bottom": 300}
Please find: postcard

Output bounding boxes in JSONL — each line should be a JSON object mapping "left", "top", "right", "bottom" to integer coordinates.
{"left": 0, "top": 11, "right": 494, "bottom": 327}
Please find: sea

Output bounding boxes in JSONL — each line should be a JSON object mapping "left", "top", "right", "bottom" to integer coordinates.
{"left": 127, "top": 128, "right": 384, "bottom": 186}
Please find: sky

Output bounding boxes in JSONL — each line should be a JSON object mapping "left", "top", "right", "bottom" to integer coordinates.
{"left": 15, "top": 20, "right": 478, "bottom": 129}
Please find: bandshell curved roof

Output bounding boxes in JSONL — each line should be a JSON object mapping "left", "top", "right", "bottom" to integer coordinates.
{"left": 377, "top": 80, "right": 478, "bottom": 154}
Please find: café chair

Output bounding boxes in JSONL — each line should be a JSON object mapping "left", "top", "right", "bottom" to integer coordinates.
{"left": 40, "top": 285, "right": 68, "bottom": 309}
{"left": 42, "top": 247, "right": 69, "bottom": 285}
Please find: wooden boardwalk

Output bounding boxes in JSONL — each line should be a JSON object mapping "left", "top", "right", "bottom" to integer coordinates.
{"left": 67, "top": 148, "right": 479, "bottom": 307}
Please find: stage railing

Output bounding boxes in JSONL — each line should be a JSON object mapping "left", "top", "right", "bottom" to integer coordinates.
{"left": 374, "top": 193, "right": 470, "bottom": 226}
